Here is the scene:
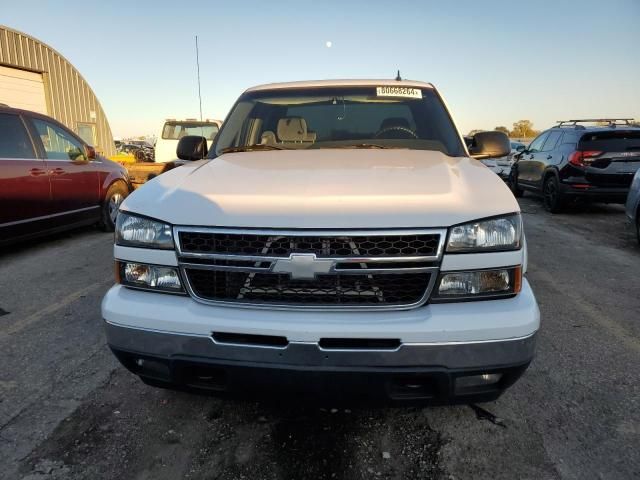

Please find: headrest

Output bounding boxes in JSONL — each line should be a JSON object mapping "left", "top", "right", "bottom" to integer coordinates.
{"left": 380, "top": 117, "right": 410, "bottom": 130}
{"left": 260, "top": 131, "right": 277, "bottom": 145}
{"left": 277, "top": 117, "right": 308, "bottom": 142}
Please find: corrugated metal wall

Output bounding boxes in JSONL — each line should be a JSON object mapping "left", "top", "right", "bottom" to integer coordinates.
{"left": 0, "top": 25, "right": 115, "bottom": 156}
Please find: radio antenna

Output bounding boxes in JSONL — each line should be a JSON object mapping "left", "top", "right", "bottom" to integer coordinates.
{"left": 195, "top": 35, "right": 204, "bottom": 137}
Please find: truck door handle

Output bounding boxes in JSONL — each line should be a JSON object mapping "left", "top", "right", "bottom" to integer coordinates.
{"left": 50, "top": 167, "right": 65, "bottom": 176}
{"left": 29, "top": 168, "right": 47, "bottom": 176}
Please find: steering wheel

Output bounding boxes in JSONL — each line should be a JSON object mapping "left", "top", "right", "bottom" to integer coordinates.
{"left": 374, "top": 126, "right": 418, "bottom": 139}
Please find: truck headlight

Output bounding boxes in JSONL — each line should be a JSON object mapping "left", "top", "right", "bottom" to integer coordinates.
{"left": 115, "top": 212, "right": 173, "bottom": 249}
{"left": 431, "top": 266, "right": 522, "bottom": 302}
{"left": 116, "top": 261, "right": 184, "bottom": 293}
{"left": 447, "top": 214, "right": 522, "bottom": 252}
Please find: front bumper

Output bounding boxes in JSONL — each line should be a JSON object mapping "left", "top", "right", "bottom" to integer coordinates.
{"left": 103, "top": 281, "right": 539, "bottom": 404}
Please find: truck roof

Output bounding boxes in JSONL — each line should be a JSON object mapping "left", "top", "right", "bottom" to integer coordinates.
{"left": 245, "top": 79, "right": 435, "bottom": 93}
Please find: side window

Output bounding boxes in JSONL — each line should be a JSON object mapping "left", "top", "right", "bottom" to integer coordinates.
{"left": 0, "top": 113, "right": 36, "bottom": 159}
{"left": 32, "top": 118, "right": 86, "bottom": 161}
{"left": 561, "top": 132, "right": 578, "bottom": 146}
{"left": 528, "top": 132, "right": 549, "bottom": 153}
{"left": 541, "top": 131, "right": 562, "bottom": 152}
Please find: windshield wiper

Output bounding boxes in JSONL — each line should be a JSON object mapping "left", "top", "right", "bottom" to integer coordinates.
{"left": 331, "top": 143, "right": 403, "bottom": 149}
{"left": 221, "top": 144, "right": 284, "bottom": 154}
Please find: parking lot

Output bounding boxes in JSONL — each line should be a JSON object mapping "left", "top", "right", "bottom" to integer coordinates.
{"left": 0, "top": 194, "right": 637, "bottom": 480}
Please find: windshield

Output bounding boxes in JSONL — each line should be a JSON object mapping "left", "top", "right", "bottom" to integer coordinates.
{"left": 162, "top": 121, "right": 219, "bottom": 140}
{"left": 578, "top": 130, "right": 640, "bottom": 152}
{"left": 212, "top": 86, "right": 464, "bottom": 157}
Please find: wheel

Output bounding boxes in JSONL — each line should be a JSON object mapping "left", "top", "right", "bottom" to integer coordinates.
{"left": 542, "top": 175, "right": 564, "bottom": 213}
{"left": 508, "top": 170, "right": 524, "bottom": 198}
{"left": 636, "top": 212, "right": 640, "bottom": 246}
{"left": 99, "top": 182, "right": 129, "bottom": 231}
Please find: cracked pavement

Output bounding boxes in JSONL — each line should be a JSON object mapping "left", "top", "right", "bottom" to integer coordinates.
{"left": 0, "top": 195, "right": 639, "bottom": 479}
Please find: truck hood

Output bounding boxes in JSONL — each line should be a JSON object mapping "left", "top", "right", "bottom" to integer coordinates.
{"left": 121, "top": 149, "right": 520, "bottom": 228}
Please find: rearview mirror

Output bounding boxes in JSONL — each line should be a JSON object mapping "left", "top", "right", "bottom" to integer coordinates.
{"left": 177, "top": 135, "right": 208, "bottom": 161}
{"left": 469, "top": 131, "right": 510, "bottom": 160}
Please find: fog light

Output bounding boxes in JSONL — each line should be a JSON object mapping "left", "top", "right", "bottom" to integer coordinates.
{"left": 456, "top": 373, "right": 502, "bottom": 390}
{"left": 117, "top": 261, "right": 183, "bottom": 292}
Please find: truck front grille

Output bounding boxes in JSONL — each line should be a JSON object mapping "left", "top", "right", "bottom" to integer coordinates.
{"left": 175, "top": 228, "right": 445, "bottom": 310}
{"left": 178, "top": 231, "right": 441, "bottom": 257}
{"left": 185, "top": 270, "right": 432, "bottom": 307}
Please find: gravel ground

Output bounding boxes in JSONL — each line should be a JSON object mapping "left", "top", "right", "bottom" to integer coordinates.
{"left": 1, "top": 194, "right": 639, "bottom": 480}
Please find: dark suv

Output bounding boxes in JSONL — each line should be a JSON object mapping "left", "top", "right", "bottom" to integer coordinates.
{"left": 0, "top": 106, "right": 132, "bottom": 246}
{"left": 509, "top": 119, "right": 640, "bottom": 212}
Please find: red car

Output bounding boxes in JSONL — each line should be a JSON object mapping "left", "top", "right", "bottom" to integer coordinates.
{"left": 0, "top": 105, "right": 132, "bottom": 246}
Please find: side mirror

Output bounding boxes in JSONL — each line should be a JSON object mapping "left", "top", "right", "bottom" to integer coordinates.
{"left": 86, "top": 145, "right": 97, "bottom": 160}
{"left": 469, "top": 131, "right": 510, "bottom": 160}
{"left": 177, "top": 135, "right": 208, "bottom": 161}
{"left": 516, "top": 145, "right": 526, "bottom": 152}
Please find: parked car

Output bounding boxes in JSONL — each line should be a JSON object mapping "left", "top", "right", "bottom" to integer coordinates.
{"left": 625, "top": 168, "right": 640, "bottom": 244}
{"left": 117, "top": 142, "right": 153, "bottom": 162}
{"left": 124, "top": 140, "right": 155, "bottom": 162}
{"left": 491, "top": 141, "right": 528, "bottom": 179}
{"left": 510, "top": 141, "right": 526, "bottom": 154}
{"left": 154, "top": 118, "right": 222, "bottom": 163}
{"left": 509, "top": 119, "right": 640, "bottom": 212}
{"left": 470, "top": 138, "right": 527, "bottom": 180}
{"left": 0, "top": 106, "right": 132, "bottom": 246}
{"left": 103, "top": 79, "right": 540, "bottom": 405}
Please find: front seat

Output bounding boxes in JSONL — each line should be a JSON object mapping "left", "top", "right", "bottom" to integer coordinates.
{"left": 277, "top": 117, "right": 316, "bottom": 143}
{"left": 260, "top": 131, "right": 277, "bottom": 145}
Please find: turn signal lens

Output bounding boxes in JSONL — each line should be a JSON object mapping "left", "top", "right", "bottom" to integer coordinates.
{"left": 117, "top": 261, "right": 183, "bottom": 293}
{"left": 432, "top": 266, "right": 522, "bottom": 302}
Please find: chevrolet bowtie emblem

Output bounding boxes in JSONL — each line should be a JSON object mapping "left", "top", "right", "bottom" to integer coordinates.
{"left": 272, "top": 253, "right": 334, "bottom": 280}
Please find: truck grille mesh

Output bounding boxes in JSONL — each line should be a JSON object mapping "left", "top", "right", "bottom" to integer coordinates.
{"left": 185, "top": 269, "right": 431, "bottom": 306}
{"left": 179, "top": 232, "right": 440, "bottom": 257}
{"left": 176, "top": 229, "right": 443, "bottom": 309}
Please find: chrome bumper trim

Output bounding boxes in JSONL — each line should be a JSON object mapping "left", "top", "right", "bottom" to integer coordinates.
{"left": 104, "top": 320, "right": 537, "bottom": 370}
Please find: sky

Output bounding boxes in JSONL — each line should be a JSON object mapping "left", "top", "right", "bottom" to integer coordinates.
{"left": 2, "top": 0, "right": 639, "bottom": 138}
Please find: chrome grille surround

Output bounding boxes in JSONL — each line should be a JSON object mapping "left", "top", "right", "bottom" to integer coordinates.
{"left": 174, "top": 227, "right": 446, "bottom": 311}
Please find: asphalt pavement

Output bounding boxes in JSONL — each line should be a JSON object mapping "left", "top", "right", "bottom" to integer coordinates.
{"left": 0, "top": 194, "right": 638, "bottom": 480}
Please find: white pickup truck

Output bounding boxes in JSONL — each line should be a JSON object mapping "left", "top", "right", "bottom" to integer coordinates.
{"left": 102, "top": 79, "right": 540, "bottom": 404}
{"left": 154, "top": 118, "right": 222, "bottom": 163}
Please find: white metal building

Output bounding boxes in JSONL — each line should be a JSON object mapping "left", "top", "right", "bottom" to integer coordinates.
{"left": 0, "top": 25, "right": 115, "bottom": 156}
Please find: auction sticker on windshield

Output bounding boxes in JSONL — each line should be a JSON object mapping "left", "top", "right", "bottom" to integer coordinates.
{"left": 376, "top": 86, "right": 422, "bottom": 99}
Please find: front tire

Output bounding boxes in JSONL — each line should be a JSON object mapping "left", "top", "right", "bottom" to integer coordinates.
{"left": 543, "top": 175, "right": 564, "bottom": 213}
{"left": 508, "top": 170, "right": 524, "bottom": 198}
{"left": 99, "top": 182, "right": 129, "bottom": 232}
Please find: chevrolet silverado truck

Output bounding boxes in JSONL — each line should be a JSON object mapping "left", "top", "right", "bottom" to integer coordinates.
{"left": 102, "top": 79, "right": 540, "bottom": 404}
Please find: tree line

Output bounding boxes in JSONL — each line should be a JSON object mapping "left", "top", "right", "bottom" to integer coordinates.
{"left": 468, "top": 120, "right": 539, "bottom": 138}
{"left": 469, "top": 119, "right": 640, "bottom": 138}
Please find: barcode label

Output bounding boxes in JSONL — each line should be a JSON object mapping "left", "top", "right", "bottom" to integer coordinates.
{"left": 376, "top": 86, "right": 422, "bottom": 99}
